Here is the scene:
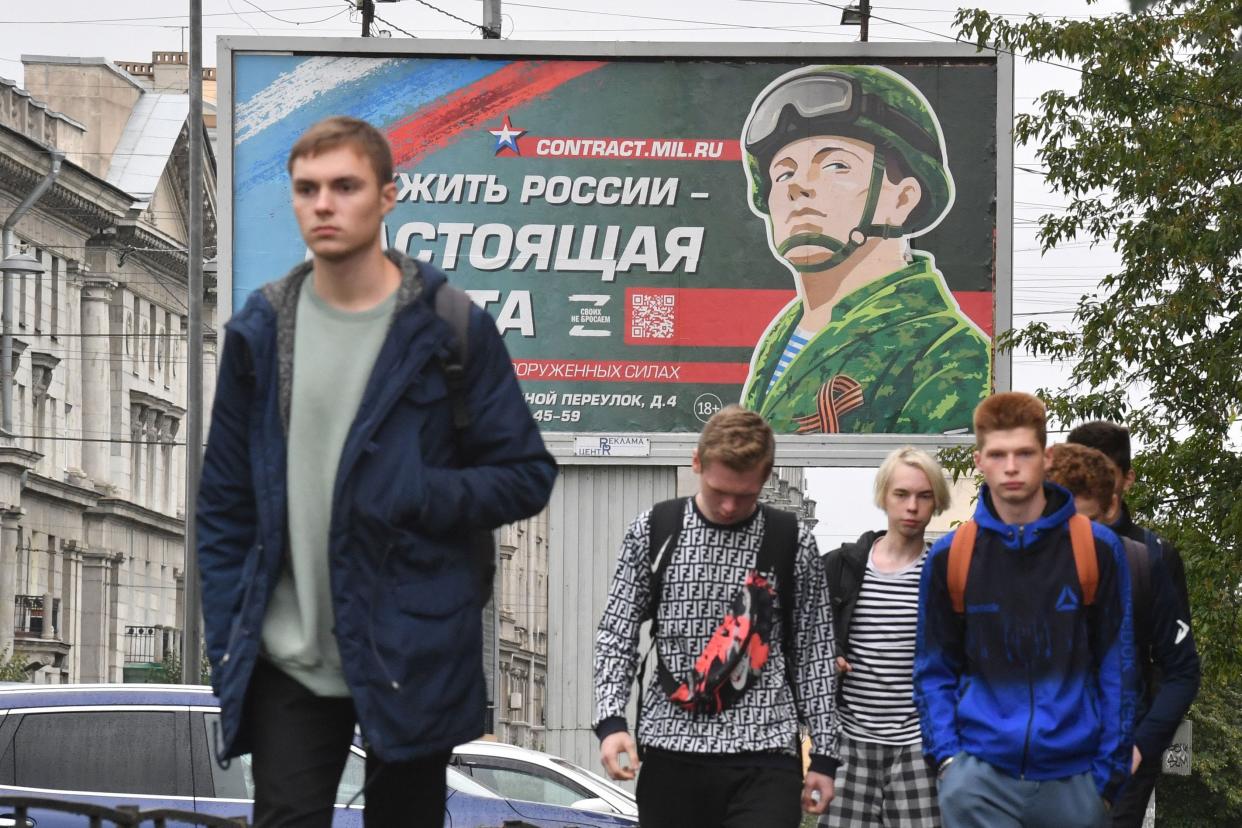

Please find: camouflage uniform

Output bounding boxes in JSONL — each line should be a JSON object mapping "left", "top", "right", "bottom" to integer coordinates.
{"left": 741, "top": 254, "right": 991, "bottom": 434}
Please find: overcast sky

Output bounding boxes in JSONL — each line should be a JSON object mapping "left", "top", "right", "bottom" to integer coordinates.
{"left": 0, "top": 0, "right": 1131, "bottom": 547}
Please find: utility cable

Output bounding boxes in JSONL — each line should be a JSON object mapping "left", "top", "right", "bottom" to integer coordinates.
{"left": 408, "top": 0, "right": 483, "bottom": 33}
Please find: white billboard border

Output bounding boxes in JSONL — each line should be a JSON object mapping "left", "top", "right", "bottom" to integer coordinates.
{"left": 217, "top": 37, "right": 1013, "bottom": 467}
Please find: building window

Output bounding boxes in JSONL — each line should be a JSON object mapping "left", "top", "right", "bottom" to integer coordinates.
{"left": 131, "top": 296, "right": 141, "bottom": 376}
{"left": 17, "top": 247, "right": 26, "bottom": 329}
{"left": 163, "top": 311, "right": 172, "bottom": 389}
{"left": 148, "top": 304, "right": 157, "bottom": 382}
{"left": 50, "top": 256, "right": 59, "bottom": 338}
{"left": 33, "top": 249, "right": 42, "bottom": 334}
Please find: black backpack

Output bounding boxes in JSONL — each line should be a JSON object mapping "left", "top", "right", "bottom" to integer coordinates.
{"left": 433, "top": 282, "right": 496, "bottom": 607}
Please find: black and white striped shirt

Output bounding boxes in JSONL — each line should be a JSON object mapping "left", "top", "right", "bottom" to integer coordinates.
{"left": 839, "top": 543, "right": 927, "bottom": 745}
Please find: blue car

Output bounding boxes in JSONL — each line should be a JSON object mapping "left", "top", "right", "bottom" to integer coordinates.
{"left": 0, "top": 684, "right": 637, "bottom": 827}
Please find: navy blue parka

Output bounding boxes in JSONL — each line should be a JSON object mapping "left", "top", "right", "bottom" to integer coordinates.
{"left": 197, "top": 251, "right": 557, "bottom": 762}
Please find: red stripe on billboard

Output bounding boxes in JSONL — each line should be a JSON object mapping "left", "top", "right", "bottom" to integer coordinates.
{"left": 522, "top": 137, "right": 742, "bottom": 161}
{"left": 386, "top": 61, "right": 606, "bottom": 167}
{"left": 625, "top": 288, "right": 795, "bottom": 347}
{"left": 954, "top": 291, "right": 993, "bottom": 338}
{"left": 625, "top": 287, "right": 996, "bottom": 346}
{"left": 513, "top": 360, "right": 747, "bottom": 384}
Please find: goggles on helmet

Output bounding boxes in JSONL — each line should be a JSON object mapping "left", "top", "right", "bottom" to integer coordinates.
{"left": 745, "top": 71, "right": 939, "bottom": 160}
{"left": 745, "top": 74, "right": 857, "bottom": 147}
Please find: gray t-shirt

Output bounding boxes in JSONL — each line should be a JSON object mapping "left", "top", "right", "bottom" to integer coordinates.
{"left": 261, "top": 276, "right": 396, "bottom": 696}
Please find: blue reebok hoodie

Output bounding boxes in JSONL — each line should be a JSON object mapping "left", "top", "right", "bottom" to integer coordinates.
{"left": 914, "top": 483, "right": 1137, "bottom": 802}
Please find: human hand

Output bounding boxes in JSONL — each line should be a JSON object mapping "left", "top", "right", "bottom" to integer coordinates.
{"left": 600, "top": 731, "right": 640, "bottom": 781}
{"left": 801, "top": 771, "right": 834, "bottom": 814}
{"left": 1131, "top": 746, "right": 1142, "bottom": 775}
{"left": 835, "top": 656, "right": 852, "bottom": 673}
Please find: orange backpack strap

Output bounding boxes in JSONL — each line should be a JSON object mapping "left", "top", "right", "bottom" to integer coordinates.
{"left": 1068, "top": 514, "right": 1099, "bottom": 606}
{"left": 947, "top": 520, "right": 979, "bottom": 614}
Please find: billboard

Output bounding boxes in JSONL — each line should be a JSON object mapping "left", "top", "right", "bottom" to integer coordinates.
{"left": 220, "top": 40, "right": 1012, "bottom": 456}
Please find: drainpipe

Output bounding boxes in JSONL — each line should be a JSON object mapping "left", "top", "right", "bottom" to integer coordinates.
{"left": 1, "top": 149, "right": 64, "bottom": 434}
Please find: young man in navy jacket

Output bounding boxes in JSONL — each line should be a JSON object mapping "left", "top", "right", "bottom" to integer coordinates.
{"left": 197, "top": 116, "right": 556, "bottom": 827}
{"left": 1054, "top": 435, "right": 1200, "bottom": 827}
{"left": 914, "top": 392, "right": 1137, "bottom": 827}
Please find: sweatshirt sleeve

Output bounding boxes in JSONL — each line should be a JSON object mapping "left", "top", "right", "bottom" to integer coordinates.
{"left": 792, "top": 525, "right": 841, "bottom": 776}
{"left": 1089, "top": 526, "right": 1137, "bottom": 802}
{"left": 913, "top": 534, "right": 964, "bottom": 767}
{"left": 592, "top": 512, "right": 654, "bottom": 739}
{"left": 1133, "top": 549, "right": 1200, "bottom": 759}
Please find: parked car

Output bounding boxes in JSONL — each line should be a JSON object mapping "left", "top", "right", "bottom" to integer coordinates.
{"left": 452, "top": 740, "right": 638, "bottom": 818}
{"left": 0, "top": 684, "right": 638, "bottom": 828}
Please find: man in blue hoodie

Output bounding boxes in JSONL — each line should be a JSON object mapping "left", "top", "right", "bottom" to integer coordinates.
{"left": 914, "top": 392, "right": 1136, "bottom": 827}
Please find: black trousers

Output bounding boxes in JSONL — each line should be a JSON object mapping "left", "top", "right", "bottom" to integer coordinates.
{"left": 635, "top": 749, "right": 803, "bottom": 828}
{"left": 244, "top": 659, "right": 450, "bottom": 827}
{"left": 1110, "top": 752, "right": 1161, "bottom": 828}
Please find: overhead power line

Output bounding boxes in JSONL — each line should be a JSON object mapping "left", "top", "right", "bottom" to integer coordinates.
{"left": 408, "top": 0, "right": 482, "bottom": 32}
{"left": 0, "top": 4, "right": 342, "bottom": 25}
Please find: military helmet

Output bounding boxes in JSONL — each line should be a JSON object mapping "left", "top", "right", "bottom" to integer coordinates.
{"left": 743, "top": 65, "right": 954, "bottom": 236}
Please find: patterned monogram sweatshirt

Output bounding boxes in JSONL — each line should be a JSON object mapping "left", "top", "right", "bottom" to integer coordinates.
{"left": 592, "top": 498, "right": 841, "bottom": 775}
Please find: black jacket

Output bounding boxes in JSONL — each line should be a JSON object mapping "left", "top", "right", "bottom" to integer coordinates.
{"left": 822, "top": 530, "right": 885, "bottom": 670}
{"left": 1113, "top": 507, "right": 1200, "bottom": 760}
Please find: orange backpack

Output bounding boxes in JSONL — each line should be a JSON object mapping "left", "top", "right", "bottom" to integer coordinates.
{"left": 948, "top": 514, "right": 1098, "bottom": 613}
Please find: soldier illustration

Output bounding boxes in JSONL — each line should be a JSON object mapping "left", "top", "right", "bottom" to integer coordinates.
{"left": 740, "top": 65, "right": 991, "bottom": 434}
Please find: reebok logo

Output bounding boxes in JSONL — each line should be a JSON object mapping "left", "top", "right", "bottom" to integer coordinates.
{"left": 1175, "top": 619, "right": 1190, "bottom": 645}
{"left": 1056, "top": 585, "right": 1079, "bottom": 612}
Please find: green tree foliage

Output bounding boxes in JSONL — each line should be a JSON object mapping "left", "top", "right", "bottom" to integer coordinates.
{"left": 954, "top": 2, "right": 1241, "bottom": 822}
{"left": 0, "top": 648, "right": 29, "bottom": 683}
{"left": 152, "top": 649, "right": 212, "bottom": 686}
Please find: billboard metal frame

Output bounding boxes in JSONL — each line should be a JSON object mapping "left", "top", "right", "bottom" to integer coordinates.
{"left": 217, "top": 38, "right": 1013, "bottom": 467}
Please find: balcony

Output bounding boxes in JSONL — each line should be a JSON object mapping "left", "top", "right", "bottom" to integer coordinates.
{"left": 124, "top": 625, "right": 180, "bottom": 665}
{"left": 14, "top": 595, "right": 58, "bottom": 638}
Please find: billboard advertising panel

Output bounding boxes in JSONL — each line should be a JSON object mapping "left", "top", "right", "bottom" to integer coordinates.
{"left": 222, "top": 40, "right": 1011, "bottom": 453}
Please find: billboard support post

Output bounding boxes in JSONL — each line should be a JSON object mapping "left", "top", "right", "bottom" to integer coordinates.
{"left": 182, "top": 0, "right": 205, "bottom": 684}
{"left": 483, "top": 0, "right": 502, "bottom": 38}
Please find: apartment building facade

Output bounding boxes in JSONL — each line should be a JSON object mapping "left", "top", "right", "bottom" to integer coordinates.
{"left": 0, "top": 52, "right": 216, "bottom": 683}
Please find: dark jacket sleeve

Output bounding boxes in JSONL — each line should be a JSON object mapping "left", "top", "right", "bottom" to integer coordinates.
{"left": 196, "top": 326, "right": 259, "bottom": 669}
{"left": 822, "top": 545, "right": 848, "bottom": 648}
{"left": 913, "top": 535, "right": 964, "bottom": 767}
{"left": 1155, "top": 535, "right": 1193, "bottom": 621}
{"left": 1089, "top": 526, "right": 1137, "bottom": 802}
{"left": 419, "top": 304, "right": 557, "bottom": 532}
{"left": 1133, "top": 550, "right": 1200, "bottom": 759}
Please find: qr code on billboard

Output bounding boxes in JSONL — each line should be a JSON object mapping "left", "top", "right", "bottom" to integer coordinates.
{"left": 631, "top": 293, "right": 675, "bottom": 339}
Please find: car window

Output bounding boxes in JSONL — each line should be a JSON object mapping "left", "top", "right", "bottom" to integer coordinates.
{"left": 549, "top": 755, "right": 636, "bottom": 801}
{"left": 467, "top": 763, "right": 590, "bottom": 808}
{"left": 12, "top": 710, "right": 182, "bottom": 796}
{"left": 202, "top": 713, "right": 366, "bottom": 805}
{"left": 447, "top": 766, "right": 500, "bottom": 799}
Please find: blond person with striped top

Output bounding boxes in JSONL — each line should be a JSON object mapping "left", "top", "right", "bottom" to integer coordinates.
{"left": 821, "top": 447, "right": 950, "bottom": 827}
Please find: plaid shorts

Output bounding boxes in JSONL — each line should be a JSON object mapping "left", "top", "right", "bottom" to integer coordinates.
{"left": 820, "top": 736, "right": 941, "bottom": 827}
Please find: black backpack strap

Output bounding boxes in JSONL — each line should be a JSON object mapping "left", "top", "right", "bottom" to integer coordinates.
{"left": 1129, "top": 534, "right": 1154, "bottom": 647}
{"left": 434, "top": 282, "right": 473, "bottom": 432}
{"left": 645, "top": 499, "right": 687, "bottom": 628}
{"left": 756, "top": 505, "right": 802, "bottom": 722}
{"left": 635, "top": 498, "right": 687, "bottom": 755}
{"left": 431, "top": 283, "right": 494, "bottom": 608}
